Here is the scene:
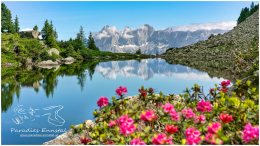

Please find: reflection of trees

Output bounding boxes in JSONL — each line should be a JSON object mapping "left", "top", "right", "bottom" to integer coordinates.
{"left": 1, "top": 83, "right": 20, "bottom": 112}
{"left": 42, "top": 70, "right": 59, "bottom": 97}
{"left": 1, "top": 60, "right": 100, "bottom": 112}
{"left": 77, "top": 72, "right": 86, "bottom": 91}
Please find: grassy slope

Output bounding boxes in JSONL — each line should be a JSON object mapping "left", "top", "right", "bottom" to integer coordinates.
{"left": 162, "top": 10, "right": 259, "bottom": 81}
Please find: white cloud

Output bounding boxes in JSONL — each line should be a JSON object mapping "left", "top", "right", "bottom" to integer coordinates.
{"left": 20, "top": 28, "right": 33, "bottom": 31}
{"left": 167, "top": 21, "right": 236, "bottom": 32}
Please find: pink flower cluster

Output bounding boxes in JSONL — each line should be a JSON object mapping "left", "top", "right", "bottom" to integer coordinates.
{"left": 116, "top": 86, "right": 127, "bottom": 97}
{"left": 182, "top": 108, "right": 195, "bottom": 119}
{"left": 152, "top": 133, "right": 173, "bottom": 145}
{"left": 165, "top": 124, "right": 178, "bottom": 134}
{"left": 162, "top": 103, "right": 174, "bottom": 113}
{"left": 117, "top": 115, "right": 136, "bottom": 136}
{"left": 161, "top": 103, "right": 180, "bottom": 121}
{"left": 207, "top": 122, "right": 221, "bottom": 134}
{"left": 242, "top": 123, "right": 259, "bottom": 143}
{"left": 169, "top": 110, "right": 180, "bottom": 121}
{"left": 108, "top": 120, "right": 117, "bottom": 127}
{"left": 97, "top": 96, "right": 109, "bottom": 108}
{"left": 194, "top": 114, "right": 206, "bottom": 124}
{"left": 140, "top": 110, "right": 157, "bottom": 122}
{"left": 130, "top": 138, "right": 146, "bottom": 145}
{"left": 221, "top": 80, "right": 231, "bottom": 87}
{"left": 220, "top": 80, "right": 231, "bottom": 93}
{"left": 197, "top": 100, "right": 212, "bottom": 112}
{"left": 185, "top": 127, "right": 202, "bottom": 145}
{"left": 219, "top": 113, "right": 233, "bottom": 124}
{"left": 205, "top": 122, "right": 222, "bottom": 144}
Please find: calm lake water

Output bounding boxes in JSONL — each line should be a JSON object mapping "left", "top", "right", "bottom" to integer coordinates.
{"left": 1, "top": 58, "right": 226, "bottom": 144}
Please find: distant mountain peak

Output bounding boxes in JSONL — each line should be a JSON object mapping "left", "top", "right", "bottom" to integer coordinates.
{"left": 94, "top": 22, "right": 235, "bottom": 54}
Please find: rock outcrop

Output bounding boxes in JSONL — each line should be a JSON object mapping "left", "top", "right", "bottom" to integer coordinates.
{"left": 61, "top": 56, "right": 75, "bottom": 64}
{"left": 43, "top": 120, "right": 94, "bottom": 145}
{"left": 19, "top": 30, "right": 40, "bottom": 39}
{"left": 47, "top": 48, "right": 60, "bottom": 56}
{"left": 37, "top": 60, "right": 59, "bottom": 66}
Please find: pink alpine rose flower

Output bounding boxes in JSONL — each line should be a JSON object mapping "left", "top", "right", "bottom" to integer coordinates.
{"left": 162, "top": 103, "right": 174, "bottom": 113}
{"left": 185, "top": 127, "right": 202, "bottom": 145}
{"left": 116, "top": 86, "right": 127, "bottom": 97}
{"left": 197, "top": 100, "right": 212, "bottom": 112}
{"left": 185, "top": 127, "right": 201, "bottom": 138}
{"left": 219, "top": 113, "right": 233, "bottom": 123}
{"left": 207, "top": 122, "right": 222, "bottom": 134}
{"left": 117, "top": 115, "right": 134, "bottom": 126}
{"left": 119, "top": 122, "right": 136, "bottom": 136}
{"left": 140, "top": 110, "right": 157, "bottom": 122}
{"left": 194, "top": 114, "right": 206, "bottom": 124}
{"left": 170, "top": 110, "right": 180, "bottom": 121}
{"left": 220, "top": 80, "right": 231, "bottom": 87}
{"left": 205, "top": 133, "right": 223, "bottom": 145}
{"left": 165, "top": 124, "right": 178, "bottom": 134}
{"left": 152, "top": 133, "right": 172, "bottom": 145}
{"left": 242, "top": 123, "right": 259, "bottom": 143}
{"left": 108, "top": 120, "right": 117, "bottom": 127}
{"left": 130, "top": 138, "right": 146, "bottom": 145}
{"left": 182, "top": 108, "right": 195, "bottom": 119}
{"left": 97, "top": 96, "right": 109, "bottom": 108}
{"left": 117, "top": 115, "right": 136, "bottom": 136}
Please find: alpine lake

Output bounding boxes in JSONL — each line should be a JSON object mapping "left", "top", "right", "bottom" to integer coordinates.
{"left": 1, "top": 58, "right": 228, "bottom": 144}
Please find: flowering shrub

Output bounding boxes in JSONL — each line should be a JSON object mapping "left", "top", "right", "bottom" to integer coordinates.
{"left": 74, "top": 79, "right": 258, "bottom": 145}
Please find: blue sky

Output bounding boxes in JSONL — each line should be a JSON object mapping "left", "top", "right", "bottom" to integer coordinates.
{"left": 4, "top": 1, "right": 255, "bottom": 40}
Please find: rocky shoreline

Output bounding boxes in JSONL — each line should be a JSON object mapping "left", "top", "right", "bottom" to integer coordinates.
{"left": 43, "top": 120, "right": 94, "bottom": 145}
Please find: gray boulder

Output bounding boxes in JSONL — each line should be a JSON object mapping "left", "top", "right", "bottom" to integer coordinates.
{"left": 62, "top": 57, "right": 75, "bottom": 64}
{"left": 47, "top": 48, "right": 60, "bottom": 56}
{"left": 37, "top": 60, "right": 59, "bottom": 66}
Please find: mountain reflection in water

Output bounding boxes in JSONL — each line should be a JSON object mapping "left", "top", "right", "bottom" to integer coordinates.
{"left": 1, "top": 58, "right": 226, "bottom": 144}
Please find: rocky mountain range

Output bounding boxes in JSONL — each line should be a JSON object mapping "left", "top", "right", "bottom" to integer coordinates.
{"left": 93, "top": 22, "right": 235, "bottom": 54}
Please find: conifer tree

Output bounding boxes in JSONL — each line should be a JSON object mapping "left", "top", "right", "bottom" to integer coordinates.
{"left": 1, "top": 3, "right": 14, "bottom": 33}
{"left": 237, "top": 2, "right": 259, "bottom": 24}
{"left": 14, "top": 15, "right": 20, "bottom": 33}
{"left": 87, "top": 32, "right": 99, "bottom": 50}
{"left": 33, "top": 25, "right": 38, "bottom": 31}
{"left": 41, "top": 20, "right": 57, "bottom": 48}
{"left": 75, "top": 26, "right": 86, "bottom": 50}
